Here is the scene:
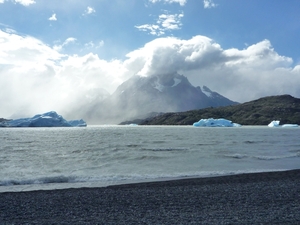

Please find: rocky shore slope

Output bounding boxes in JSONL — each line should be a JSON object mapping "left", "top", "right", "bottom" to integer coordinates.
{"left": 1, "top": 169, "right": 300, "bottom": 224}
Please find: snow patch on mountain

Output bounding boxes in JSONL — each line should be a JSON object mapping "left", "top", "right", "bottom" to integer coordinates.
{"left": 153, "top": 77, "right": 182, "bottom": 92}
{"left": 172, "top": 78, "right": 182, "bottom": 87}
{"left": 201, "top": 86, "right": 212, "bottom": 97}
{"left": 153, "top": 78, "right": 182, "bottom": 92}
{"left": 153, "top": 80, "right": 165, "bottom": 92}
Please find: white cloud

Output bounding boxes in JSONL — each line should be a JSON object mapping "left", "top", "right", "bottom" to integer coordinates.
{"left": 1, "top": 0, "right": 36, "bottom": 5}
{"left": 84, "top": 6, "right": 96, "bottom": 15}
{"left": 0, "top": 30, "right": 62, "bottom": 68}
{"left": 149, "top": 0, "right": 187, "bottom": 6}
{"left": 4, "top": 28, "right": 16, "bottom": 34}
{"left": 135, "top": 24, "right": 163, "bottom": 36}
{"left": 1, "top": 29, "right": 299, "bottom": 121}
{"left": 53, "top": 37, "right": 76, "bottom": 51}
{"left": 14, "top": 0, "right": 35, "bottom": 6}
{"left": 84, "top": 40, "right": 104, "bottom": 49}
{"left": 158, "top": 13, "right": 184, "bottom": 29}
{"left": 124, "top": 36, "right": 223, "bottom": 76}
{"left": 135, "top": 13, "right": 184, "bottom": 36}
{"left": 124, "top": 36, "right": 298, "bottom": 102}
{"left": 0, "top": 30, "right": 129, "bottom": 119}
{"left": 49, "top": 13, "right": 57, "bottom": 21}
{"left": 203, "top": 0, "right": 217, "bottom": 9}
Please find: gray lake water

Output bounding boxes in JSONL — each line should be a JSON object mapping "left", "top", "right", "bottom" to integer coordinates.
{"left": 1, "top": 125, "right": 300, "bottom": 192}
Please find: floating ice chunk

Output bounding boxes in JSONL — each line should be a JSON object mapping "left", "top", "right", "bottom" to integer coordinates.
{"left": 1, "top": 111, "right": 87, "bottom": 127}
{"left": 268, "top": 120, "right": 280, "bottom": 127}
{"left": 193, "top": 118, "right": 241, "bottom": 127}
{"left": 68, "top": 119, "right": 87, "bottom": 127}
{"left": 281, "top": 124, "right": 298, "bottom": 127}
{"left": 268, "top": 120, "right": 298, "bottom": 127}
{"left": 0, "top": 120, "right": 10, "bottom": 127}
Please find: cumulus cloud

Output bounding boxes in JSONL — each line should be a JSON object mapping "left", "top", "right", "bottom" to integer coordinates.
{"left": 203, "top": 0, "right": 217, "bottom": 9}
{"left": 83, "top": 6, "right": 96, "bottom": 15}
{"left": 135, "top": 13, "right": 184, "bottom": 36}
{"left": 0, "top": 30, "right": 62, "bottom": 117}
{"left": 124, "top": 36, "right": 299, "bottom": 102}
{"left": 53, "top": 37, "right": 77, "bottom": 51}
{"left": 0, "top": 30, "right": 130, "bottom": 119}
{"left": 49, "top": 13, "right": 57, "bottom": 21}
{"left": 158, "top": 13, "right": 184, "bottom": 30}
{"left": 84, "top": 40, "right": 104, "bottom": 49}
{"left": 1, "top": 29, "right": 299, "bottom": 121}
{"left": 0, "top": 30, "right": 62, "bottom": 68}
{"left": 149, "top": 0, "right": 187, "bottom": 6}
{"left": 1, "top": 0, "right": 36, "bottom": 5}
{"left": 124, "top": 36, "right": 223, "bottom": 76}
{"left": 14, "top": 0, "right": 35, "bottom": 6}
{"left": 135, "top": 24, "right": 162, "bottom": 36}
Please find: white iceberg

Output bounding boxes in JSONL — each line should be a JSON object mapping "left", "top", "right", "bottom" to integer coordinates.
{"left": 268, "top": 120, "right": 298, "bottom": 128}
{"left": 282, "top": 124, "right": 299, "bottom": 127}
{"left": 268, "top": 120, "right": 280, "bottom": 127}
{"left": 193, "top": 118, "right": 241, "bottom": 127}
{"left": 0, "top": 111, "right": 87, "bottom": 127}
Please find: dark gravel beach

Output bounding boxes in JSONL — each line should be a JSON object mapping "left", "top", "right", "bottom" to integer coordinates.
{"left": 1, "top": 170, "right": 300, "bottom": 224}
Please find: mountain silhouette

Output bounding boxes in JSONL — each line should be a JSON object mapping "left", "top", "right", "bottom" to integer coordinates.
{"left": 86, "top": 73, "right": 238, "bottom": 124}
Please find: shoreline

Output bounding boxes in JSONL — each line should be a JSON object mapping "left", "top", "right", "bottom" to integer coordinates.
{"left": 1, "top": 169, "right": 300, "bottom": 224}
{"left": 0, "top": 168, "right": 291, "bottom": 193}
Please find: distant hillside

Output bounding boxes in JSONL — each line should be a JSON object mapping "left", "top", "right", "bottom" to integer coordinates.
{"left": 122, "top": 95, "right": 300, "bottom": 125}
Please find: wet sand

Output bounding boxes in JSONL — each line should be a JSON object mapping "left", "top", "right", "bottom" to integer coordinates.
{"left": 1, "top": 169, "right": 300, "bottom": 224}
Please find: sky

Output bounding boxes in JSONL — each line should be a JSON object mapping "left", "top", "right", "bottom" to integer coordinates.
{"left": 0, "top": 0, "right": 300, "bottom": 119}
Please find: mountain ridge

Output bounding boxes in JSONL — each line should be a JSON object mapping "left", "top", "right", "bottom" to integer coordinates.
{"left": 85, "top": 73, "right": 238, "bottom": 124}
{"left": 120, "top": 94, "right": 300, "bottom": 125}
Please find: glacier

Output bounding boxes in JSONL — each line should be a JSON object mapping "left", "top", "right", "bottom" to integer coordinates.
{"left": 193, "top": 118, "right": 241, "bottom": 127}
{"left": 0, "top": 111, "right": 87, "bottom": 127}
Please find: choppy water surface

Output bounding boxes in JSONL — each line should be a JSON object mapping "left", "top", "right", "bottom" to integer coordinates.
{"left": 1, "top": 125, "right": 300, "bottom": 192}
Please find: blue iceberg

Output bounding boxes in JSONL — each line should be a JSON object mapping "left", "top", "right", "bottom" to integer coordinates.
{"left": 67, "top": 119, "right": 88, "bottom": 127}
{"left": 193, "top": 118, "right": 241, "bottom": 127}
{"left": 0, "top": 111, "right": 87, "bottom": 127}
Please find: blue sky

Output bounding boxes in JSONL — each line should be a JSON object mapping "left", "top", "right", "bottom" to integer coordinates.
{"left": 0, "top": 0, "right": 300, "bottom": 118}
{"left": 1, "top": 0, "right": 299, "bottom": 60}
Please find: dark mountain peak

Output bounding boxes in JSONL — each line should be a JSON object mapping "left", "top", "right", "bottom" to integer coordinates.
{"left": 201, "top": 85, "right": 212, "bottom": 92}
{"left": 86, "top": 73, "right": 238, "bottom": 124}
{"left": 151, "top": 73, "right": 193, "bottom": 93}
{"left": 114, "top": 73, "right": 192, "bottom": 96}
{"left": 153, "top": 73, "right": 190, "bottom": 86}
{"left": 197, "top": 85, "right": 239, "bottom": 105}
